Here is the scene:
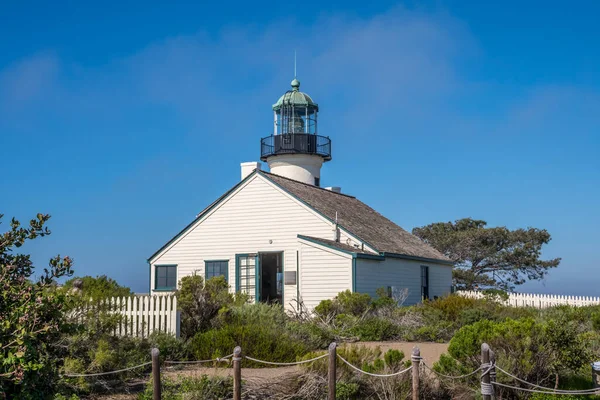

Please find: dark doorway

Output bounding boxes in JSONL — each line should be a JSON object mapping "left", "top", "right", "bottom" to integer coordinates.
{"left": 259, "top": 252, "right": 283, "bottom": 304}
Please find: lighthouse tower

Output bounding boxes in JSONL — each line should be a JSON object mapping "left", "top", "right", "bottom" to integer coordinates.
{"left": 259, "top": 78, "right": 331, "bottom": 186}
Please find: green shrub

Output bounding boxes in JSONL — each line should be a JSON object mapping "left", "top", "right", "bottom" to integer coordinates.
{"left": 314, "top": 291, "right": 372, "bottom": 318}
{"left": 349, "top": 317, "right": 399, "bottom": 341}
{"left": 287, "top": 320, "right": 335, "bottom": 349}
{"left": 336, "top": 291, "right": 372, "bottom": 316}
{"left": 335, "top": 381, "right": 361, "bottom": 400}
{"left": 190, "top": 323, "right": 309, "bottom": 366}
{"left": 138, "top": 375, "right": 233, "bottom": 400}
{"left": 148, "top": 332, "right": 190, "bottom": 361}
{"left": 314, "top": 299, "right": 336, "bottom": 318}
{"left": 423, "top": 295, "right": 478, "bottom": 320}
{"left": 176, "top": 275, "right": 236, "bottom": 339}
{"left": 440, "top": 317, "right": 595, "bottom": 396}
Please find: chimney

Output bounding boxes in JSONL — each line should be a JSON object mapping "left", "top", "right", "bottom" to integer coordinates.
{"left": 325, "top": 186, "right": 341, "bottom": 194}
{"left": 241, "top": 162, "right": 261, "bottom": 180}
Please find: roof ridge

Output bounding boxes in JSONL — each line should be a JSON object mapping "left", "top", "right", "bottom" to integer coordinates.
{"left": 259, "top": 170, "right": 356, "bottom": 199}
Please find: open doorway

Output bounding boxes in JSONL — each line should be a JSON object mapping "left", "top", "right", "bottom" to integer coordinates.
{"left": 259, "top": 252, "right": 283, "bottom": 304}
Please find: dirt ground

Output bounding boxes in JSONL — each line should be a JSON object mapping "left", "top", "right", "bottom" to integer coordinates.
{"left": 163, "top": 341, "right": 448, "bottom": 380}
{"left": 90, "top": 341, "right": 449, "bottom": 399}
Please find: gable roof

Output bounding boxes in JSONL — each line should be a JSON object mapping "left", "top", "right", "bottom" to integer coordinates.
{"left": 148, "top": 169, "right": 451, "bottom": 264}
{"left": 260, "top": 171, "right": 451, "bottom": 263}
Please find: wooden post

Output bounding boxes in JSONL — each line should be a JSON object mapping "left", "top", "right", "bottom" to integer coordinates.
{"left": 489, "top": 349, "right": 496, "bottom": 399}
{"left": 233, "top": 346, "right": 242, "bottom": 400}
{"left": 151, "top": 348, "right": 161, "bottom": 400}
{"left": 412, "top": 347, "right": 420, "bottom": 400}
{"left": 328, "top": 342, "right": 337, "bottom": 400}
{"left": 481, "top": 343, "right": 492, "bottom": 400}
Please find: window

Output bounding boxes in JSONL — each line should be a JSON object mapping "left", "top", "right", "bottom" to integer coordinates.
{"left": 205, "top": 260, "right": 228, "bottom": 282}
{"left": 155, "top": 265, "right": 177, "bottom": 290}
{"left": 421, "top": 266, "right": 429, "bottom": 300}
{"left": 314, "top": 177, "right": 320, "bottom": 187}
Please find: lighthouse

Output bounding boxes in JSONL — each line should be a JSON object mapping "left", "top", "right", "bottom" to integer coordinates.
{"left": 259, "top": 78, "right": 332, "bottom": 186}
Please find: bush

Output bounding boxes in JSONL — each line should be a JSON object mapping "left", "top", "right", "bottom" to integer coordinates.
{"left": 348, "top": 316, "right": 399, "bottom": 341}
{"left": 138, "top": 375, "right": 233, "bottom": 400}
{"left": 314, "top": 290, "right": 372, "bottom": 318}
{"left": 438, "top": 317, "right": 596, "bottom": 397}
{"left": 0, "top": 213, "right": 74, "bottom": 399}
{"left": 148, "top": 332, "right": 190, "bottom": 361}
{"left": 190, "top": 323, "right": 309, "bottom": 366}
{"left": 335, "top": 382, "right": 360, "bottom": 400}
{"left": 62, "top": 275, "right": 132, "bottom": 299}
{"left": 177, "top": 275, "right": 239, "bottom": 339}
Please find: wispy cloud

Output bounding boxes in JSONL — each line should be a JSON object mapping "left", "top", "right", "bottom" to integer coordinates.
{"left": 0, "top": 52, "right": 59, "bottom": 111}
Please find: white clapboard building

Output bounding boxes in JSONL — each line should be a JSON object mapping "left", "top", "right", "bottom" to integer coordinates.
{"left": 148, "top": 77, "right": 453, "bottom": 310}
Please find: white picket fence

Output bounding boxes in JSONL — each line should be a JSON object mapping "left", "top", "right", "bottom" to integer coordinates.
{"left": 459, "top": 290, "right": 600, "bottom": 308}
{"left": 77, "top": 295, "right": 180, "bottom": 337}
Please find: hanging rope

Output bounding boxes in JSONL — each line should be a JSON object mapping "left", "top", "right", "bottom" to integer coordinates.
{"left": 495, "top": 365, "right": 600, "bottom": 394}
{"left": 61, "top": 361, "right": 152, "bottom": 378}
{"left": 244, "top": 353, "right": 329, "bottom": 366}
{"left": 492, "top": 381, "right": 600, "bottom": 395}
{"left": 421, "top": 362, "right": 483, "bottom": 379}
{"left": 336, "top": 354, "right": 412, "bottom": 378}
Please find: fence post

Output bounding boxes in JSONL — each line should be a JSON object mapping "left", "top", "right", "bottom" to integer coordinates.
{"left": 489, "top": 349, "right": 496, "bottom": 399}
{"left": 412, "top": 347, "right": 420, "bottom": 400}
{"left": 481, "top": 343, "right": 492, "bottom": 400}
{"left": 151, "top": 348, "right": 161, "bottom": 400}
{"left": 233, "top": 346, "right": 242, "bottom": 400}
{"left": 328, "top": 342, "right": 337, "bottom": 400}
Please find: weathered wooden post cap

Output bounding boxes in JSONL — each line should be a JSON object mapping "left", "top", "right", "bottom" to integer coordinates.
{"left": 481, "top": 343, "right": 490, "bottom": 352}
{"left": 233, "top": 346, "right": 242, "bottom": 357}
{"left": 412, "top": 347, "right": 420, "bottom": 357}
{"left": 329, "top": 342, "right": 337, "bottom": 350}
{"left": 151, "top": 348, "right": 160, "bottom": 357}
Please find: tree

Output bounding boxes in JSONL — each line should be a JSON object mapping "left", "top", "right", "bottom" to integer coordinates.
{"left": 63, "top": 275, "right": 132, "bottom": 299}
{"left": 0, "top": 213, "right": 74, "bottom": 399}
{"left": 412, "top": 218, "right": 560, "bottom": 291}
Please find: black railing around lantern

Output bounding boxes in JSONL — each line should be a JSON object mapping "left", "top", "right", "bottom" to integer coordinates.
{"left": 260, "top": 134, "right": 332, "bottom": 161}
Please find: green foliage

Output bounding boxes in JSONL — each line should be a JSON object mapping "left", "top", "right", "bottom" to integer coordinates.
{"left": 372, "top": 287, "right": 397, "bottom": 309}
{"left": 147, "top": 332, "right": 190, "bottom": 361}
{"left": 315, "top": 290, "right": 372, "bottom": 318}
{"left": 440, "top": 317, "right": 595, "bottom": 395}
{"left": 176, "top": 274, "right": 247, "bottom": 339}
{"left": 412, "top": 217, "right": 561, "bottom": 290}
{"left": 0, "top": 213, "right": 74, "bottom": 399}
{"left": 191, "top": 321, "right": 309, "bottom": 366}
{"left": 336, "top": 291, "right": 372, "bottom": 316}
{"left": 347, "top": 316, "right": 399, "bottom": 341}
{"left": 335, "top": 381, "right": 360, "bottom": 400}
{"left": 138, "top": 375, "right": 233, "bottom": 400}
{"left": 62, "top": 275, "right": 132, "bottom": 299}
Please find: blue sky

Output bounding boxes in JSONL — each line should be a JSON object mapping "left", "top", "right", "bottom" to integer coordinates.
{"left": 1, "top": 1, "right": 599, "bottom": 295}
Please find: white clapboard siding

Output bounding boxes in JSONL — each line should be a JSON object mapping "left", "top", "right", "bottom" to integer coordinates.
{"left": 150, "top": 174, "right": 364, "bottom": 309}
{"left": 299, "top": 240, "right": 353, "bottom": 311}
{"left": 459, "top": 290, "right": 600, "bottom": 308}
{"left": 84, "top": 295, "right": 180, "bottom": 337}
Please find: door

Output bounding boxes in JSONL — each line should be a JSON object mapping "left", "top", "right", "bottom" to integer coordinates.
{"left": 236, "top": 254, "right": 259, "bottom": 303}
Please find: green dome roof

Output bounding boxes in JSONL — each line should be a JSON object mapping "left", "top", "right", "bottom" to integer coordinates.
{"left": 272, "top": 78, "right": 319, "bottom": 111}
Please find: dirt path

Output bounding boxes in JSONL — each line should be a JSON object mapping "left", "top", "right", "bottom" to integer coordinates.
{"left": 165, "top": 341, "right": 448, "bottom": 381}
{"left": 91, "top": 342, "right": 449, "bottom": 399}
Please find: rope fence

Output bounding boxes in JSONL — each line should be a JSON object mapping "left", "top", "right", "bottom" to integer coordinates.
{"left": 58, "top": 342, "right": 600, "bottom": 400}
{"left": 61, "top": 361, "right": 153, "bottom": 378}
{"left": 245, "top": 352, "right": 329, "bottom": 366}
{"left": 337, "top": 354, "right": 413, "bottom": 378}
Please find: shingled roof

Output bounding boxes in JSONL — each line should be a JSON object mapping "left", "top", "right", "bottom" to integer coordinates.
{"left": 261, "top": 171, "right": 451, "bottom": 263}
